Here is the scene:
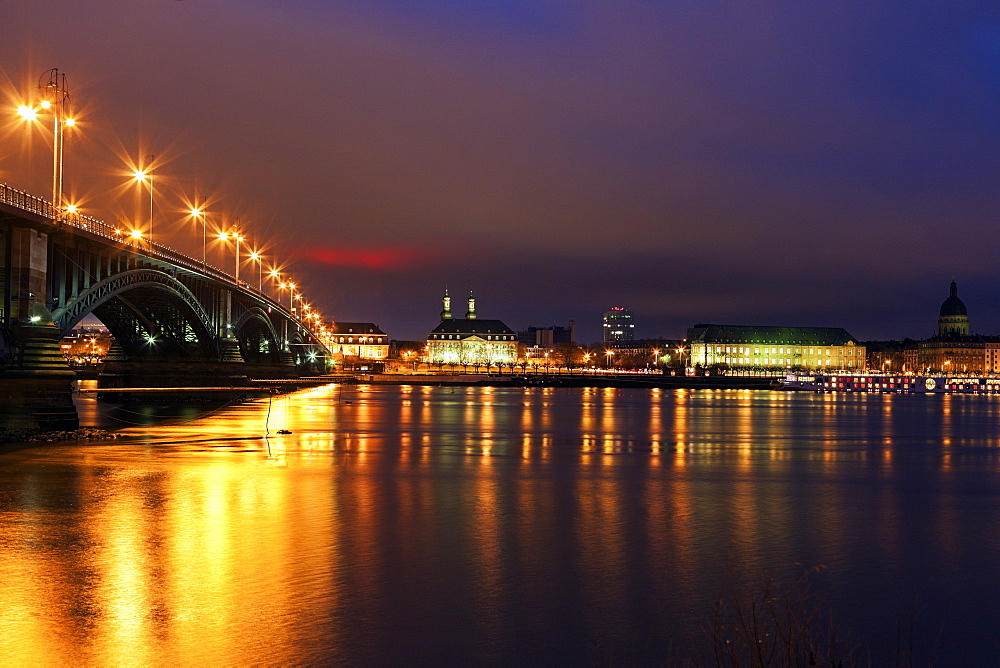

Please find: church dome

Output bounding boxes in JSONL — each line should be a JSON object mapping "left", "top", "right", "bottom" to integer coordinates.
{"left": 939, "top": 280, "right": 967, "bottom": 317}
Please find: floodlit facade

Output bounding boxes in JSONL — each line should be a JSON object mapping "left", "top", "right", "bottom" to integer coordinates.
{"left": 426, "top": 290, "right": 518, "bottom": 364}
{"left": 687, "top": 324, "right": 865, "bottom": 370}
{"left": 322, "top": 322, "right": 389, "bottom": 359}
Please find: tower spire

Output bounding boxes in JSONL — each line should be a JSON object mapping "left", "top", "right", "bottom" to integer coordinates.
{"left": 440, "top": 287, "right": 452, "bottom": 320}
{"left": 465, "top": 290, "right": 476, "bottom": 319}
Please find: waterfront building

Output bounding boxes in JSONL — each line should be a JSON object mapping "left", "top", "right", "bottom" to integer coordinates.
{"left": 426, "top": 290, "right": 518, "bottom": 364}
{"left": 603, "top": 307, "right": 635, "bottom": 342}
{"left": 687, "top": 324, "right": 865, "bottom": 370}
{"left": 322, "top": 322, "right": 389, "bottom": 360}
{"left": 937, "top": 279, "right": 969, "bottom": 337}
{"left": 911, "top": 280, "right": 999, "bottom": 373}
{"left": 518, "top": 322, "right": 575, "bottom": 348}
{"left": 59, "top": 326, "right": 113, "bottom": 364}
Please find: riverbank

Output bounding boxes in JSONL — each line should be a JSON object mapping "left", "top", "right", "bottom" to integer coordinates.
{"left": 358, "top": 372, "right": 779, "bottom": 390}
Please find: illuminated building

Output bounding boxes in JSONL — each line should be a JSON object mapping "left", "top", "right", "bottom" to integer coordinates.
{"left": 912, "top": 280, "right": 996, "bottom": 373}
{"left": 603, "top": 307, "right": 635, "bottom": 342}
{"left": 937, "top": 279, "right": 969, "bottom": 337}
{"left": 322, "top": 322, "right": 388, "bottom": 359}
{"left": 426, "top": 290, "right": 518, "bottom": 364}
{"left": 687, "top": 324, "right": 865, "bottom": 370}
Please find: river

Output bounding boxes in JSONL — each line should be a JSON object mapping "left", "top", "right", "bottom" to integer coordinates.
{"left": 1, "top": 383, "right": 998, "bottom": 664}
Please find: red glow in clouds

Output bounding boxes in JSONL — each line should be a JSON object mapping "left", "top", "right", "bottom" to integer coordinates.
{"left": 301, "top": 246, "right": 425, "bottom": 270}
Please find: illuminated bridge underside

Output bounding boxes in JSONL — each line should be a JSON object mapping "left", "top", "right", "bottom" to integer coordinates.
{"left": 54, "top": 270, "right": 217, "bottom": 358}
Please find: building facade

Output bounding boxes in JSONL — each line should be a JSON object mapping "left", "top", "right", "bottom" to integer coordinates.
{"left": 518, "top": 322, "right": 575, "bottom": 348}
{"left": 322, "top": 322, "right": 389, "bottom": 359}
{"left": 603, "top": 307, "right": 635, "bottom": 342}
{"left": 426, "top": 290, "right": 518, "bottom": 364}
{"left": 687, "top": 324, "right": 865, "bottom": 370}
{"left": 912, "top": 280, "right": 997, "bottom": 373}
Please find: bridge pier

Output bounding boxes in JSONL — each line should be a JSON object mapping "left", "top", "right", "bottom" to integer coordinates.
{"left": 0, "top": 313, "right": 79, "bottom": 439}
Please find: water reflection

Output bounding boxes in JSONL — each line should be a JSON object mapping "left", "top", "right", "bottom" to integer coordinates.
{"left": 2, "top": 385, "right": 1000, "bottom": 663}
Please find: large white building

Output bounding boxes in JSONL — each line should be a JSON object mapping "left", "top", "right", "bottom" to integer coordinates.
{"left": 687, "top": 324, "right": 865, "bottom": 370}
{"left": 425, "top": 290, "right": 518, "bottom": 364}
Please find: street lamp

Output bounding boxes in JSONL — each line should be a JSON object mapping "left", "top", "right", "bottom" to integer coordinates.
{"left": 605, "top": 350, "right": 614, "bottom": 369}
{"left": 17, "top": 68, "right": 76, "bottom": 216}
{"left": 132, "top": 157, "right": 154, "bottom": 244}
{"left": 218, "top": 229, "right": 244, "bottom": 281}
{"left": 249, "top": 251, "right": 263, "bottom": 291}
{"left": 189, "top": 197, "right": 207, "bottom": 267}
{"left": 280, "top": 281, "right": 296, "bottom": 312}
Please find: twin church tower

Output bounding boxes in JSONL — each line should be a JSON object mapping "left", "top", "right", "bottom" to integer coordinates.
{"left": 439, "top": 288, "right": 477, "bottom": 320}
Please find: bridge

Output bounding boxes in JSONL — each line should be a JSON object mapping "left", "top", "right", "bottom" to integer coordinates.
{"left": 0, "top": 183, "right": 331, "bottom": 436}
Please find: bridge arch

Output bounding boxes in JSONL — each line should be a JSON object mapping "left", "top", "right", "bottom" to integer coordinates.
{"left": 232, "top": 307, "right": 282, "bottom": 364}
{"left": 51, "top": 269, "right": 219, "bottom": 359}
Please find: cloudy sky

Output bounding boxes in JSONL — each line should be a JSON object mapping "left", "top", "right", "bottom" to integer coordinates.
{"left": 4, "top": 2, "right": 1000, "bottom": 341}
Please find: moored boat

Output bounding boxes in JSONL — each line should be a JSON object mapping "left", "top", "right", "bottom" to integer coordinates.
{"left": 781, "top": 373, "right": 1000, "bottom": 394}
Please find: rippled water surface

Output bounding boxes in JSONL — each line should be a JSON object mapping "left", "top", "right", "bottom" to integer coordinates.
{"left": 2, "top": 384, "right": 1000, "bottom": 664}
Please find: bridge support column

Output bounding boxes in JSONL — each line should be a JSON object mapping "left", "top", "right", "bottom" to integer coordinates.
{"left": 0, "top": 311, "right": 79, "bottom": 439}
{"left": 8, "top": 227, "right": 48, "bottom": 322}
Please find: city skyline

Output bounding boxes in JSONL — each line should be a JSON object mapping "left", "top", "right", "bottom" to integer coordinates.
{"left": 4, "top": 2, "right": 999, "bottom": 342}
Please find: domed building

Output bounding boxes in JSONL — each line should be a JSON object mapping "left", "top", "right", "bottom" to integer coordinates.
{"left": 909, "top": 279, "right": 997, "bottom": 373}
{"left": 938, "top": 279, "right": 969, "bottom": 337}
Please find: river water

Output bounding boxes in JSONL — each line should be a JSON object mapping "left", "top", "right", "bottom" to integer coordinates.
{"left": 1, "top": 383, "right": 999, "bottom": 665}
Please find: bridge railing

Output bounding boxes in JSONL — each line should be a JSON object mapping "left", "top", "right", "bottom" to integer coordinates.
{"left": 0, "top": 182, "right": 301, "bottom": 321}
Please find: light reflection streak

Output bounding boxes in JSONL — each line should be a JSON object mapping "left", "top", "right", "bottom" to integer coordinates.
{"left": 10, "top": 384, "right": 1000, "bottom": 663}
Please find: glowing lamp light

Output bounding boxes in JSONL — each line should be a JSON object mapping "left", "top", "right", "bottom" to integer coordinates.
{"left": 17, "top": 105, "right": 38, "bottom": 121}
{"left": 29, "top": 315, "right": 41, "bottom": 323}
{"left": 190, "top": 207, "right": 202, "bottom": 216}
{"left": 65, "top": 204, "right": 77, "bottom": 214}
{"left": 130, "top": 229, "right": 143, "bottom": 239}
{"left": 218, "top": 232, "right": 229, "bottom": 240}
{"left": 64, "top": 118, "right": 75, "bottom": 127}
{"left": 40, "top": 100, "right": 52, "bottom": 109}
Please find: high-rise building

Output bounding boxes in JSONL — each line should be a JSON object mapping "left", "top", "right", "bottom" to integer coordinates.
{"left": 603, "top": 307, "right": 635, "bottom": 342}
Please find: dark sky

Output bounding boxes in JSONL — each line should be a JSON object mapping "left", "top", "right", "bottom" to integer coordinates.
{"left": 4, "top": 2, "right": 1000, "bottom": 342}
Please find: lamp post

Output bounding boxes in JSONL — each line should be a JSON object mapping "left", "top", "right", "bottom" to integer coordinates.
{"left": 17, "top": 68, "right": 75, "bottom": 217}
{"left": 132, "top": 157, "right": 154, "bottom": 244}
{"left": 190, "top": 197, "right": 207, "bottom": 267}
{"left": 249, "top": 251, "right": 263, "bottom": 291}
{"left": 218, "top": 229, "right": 244, "bottom": 281}
{"left": 268, "top": 269, "right": 281, "bottom": 299}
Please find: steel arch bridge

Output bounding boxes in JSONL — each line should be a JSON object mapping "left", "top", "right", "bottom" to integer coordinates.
{"left": 0, "top": 183, "right": 330, "bottom": 389}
